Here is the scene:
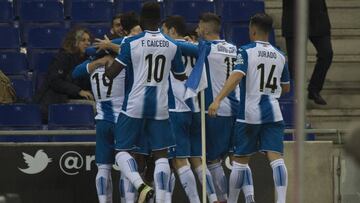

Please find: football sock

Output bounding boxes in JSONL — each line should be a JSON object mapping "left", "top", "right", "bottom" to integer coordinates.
{"left": 195, "top": 166, "right": 218, "bottom": 203}
{"left": 270, "top": 159, "right": 288, "bottom": 203}
{"left": 229, "top": 162, "right": 255, "bottom": 203}
{"left": 120, "top": 173, "right": 136, "bottom": 203}
{"left": 208, "top": 162, "right": 228, "bottom": 201}
{"left": 177, "top": 165, "right": 201, "bottom": 203}
{"left": 115, "top": 152, "right": 144, "bottom": 189}
{"left": 165, "top": 172, "right": 176, "bottom": 203}
{"left": 96, "top": 164, "right": 113, "bottom": 203}
{"left": 154, "top": 158, "right": 171, "bottom": 203}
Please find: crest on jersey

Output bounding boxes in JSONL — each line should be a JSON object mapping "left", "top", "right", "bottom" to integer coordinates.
{"left": 234, "top": 49, "right": 244, "bottom": 65}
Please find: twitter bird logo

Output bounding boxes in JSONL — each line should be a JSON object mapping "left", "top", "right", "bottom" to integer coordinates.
{"left": 19, "top": 149, "right": 52, "bottom": 174}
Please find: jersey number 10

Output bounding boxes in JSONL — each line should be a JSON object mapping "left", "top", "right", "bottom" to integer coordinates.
{"left": 145, "top": 54, "right": 166, "bottom": 83}
{"left": 257, "top": 63, "right": 278, "bottom": 93}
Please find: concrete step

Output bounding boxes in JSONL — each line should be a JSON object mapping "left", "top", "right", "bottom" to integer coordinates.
{"left": 307, "top": 90, "right": 360, "bottom": 109}
{"left": 265, "top": 1, "right": 360, "bottom": 29}
{"left": 306, "top": 61, "right": 360, "bottom": 82}
{"left": 307, "top": 108, "right": 360, "bottom": 129}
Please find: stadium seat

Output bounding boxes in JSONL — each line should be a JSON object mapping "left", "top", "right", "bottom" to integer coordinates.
{"left": 25, "top": 25, "right": 67, "bottom": 48}
{"left": 70, "top": 1, "right": 113, "bottom": 22}
{"left": 0, "top": 25, "right": 20, "bottom": 49}
{"left": 166, "top": 0, "right": 215, "bottom": 22}
{"left": 217, "top": 0, "right": 265, "bottom": 23}
{"left": 115, "top": 0, "right": 165, "bottom": 19}
{"left": 19, "top": 1, "right": 64, "bottom": 22}
{"left": 74, "top": 23, "right": 111, "bottom": 39}
{"left": 11, "top": 77, "right": 34, "bottom": 102}
{"left": 279, "top": 100, "right": 294, "bottom": 129}
{"left": 48, "top": 104, "right": 95, "bottom": 129}
{"left": 0, "top": 1, "right": 14, "bottom": 22}
{"left": 0, "top": 51, "right": 28, "bottom": 76}
{"left": 0, "top": 104, "right": 42, "bottom": 130}
{"left": 225, "top": 24, "right": 277, "bottom": 47}
{"left": 27, "top": 49, "right": 57, "bottom": 72}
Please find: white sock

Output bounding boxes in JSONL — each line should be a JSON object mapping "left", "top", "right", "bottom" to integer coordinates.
{"left": 177, "top": 165, "right": 200, "bottom": 203}
{"left": 120, "top": 174, "right": 136, "bottom": 203}
{"left": 270, "top": 159, "right": 288, "bottom": 203}
{"left": 115, "top": 152, "right": 144, "bottom": 189}
{"left": 154, "top": 158, "right": 171, "bottom": 203}
{"left": 165, "top": 172, "right": 176, "bottom": 203}
{"left": 208, "top": 162, "right": 228, "bottom": 201}
{"left": 96, "top": 164, "right": 113, "bottom": 203}
{"left": 195, "top": 166, "right": 218, "bottom": 203}
{"left": 230, "top": 162, "right": 255, "bottom": 203}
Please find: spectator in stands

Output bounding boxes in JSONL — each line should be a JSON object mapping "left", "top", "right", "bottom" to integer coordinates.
{"left": 33, "top": 27, "right": 93, "bottom": 122}
{"left": 107, "top": 13, "right": 125, "bottom": 39}
{"left": 282, "top": 0, "right": 333, "bottom": 105}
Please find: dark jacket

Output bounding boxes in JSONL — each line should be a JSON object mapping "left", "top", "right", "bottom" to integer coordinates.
{"left": 33, "top": 49, "right": 91, "bottom": 120}
{"left": 282, "top": 0, "right": 331, "bottom": 37}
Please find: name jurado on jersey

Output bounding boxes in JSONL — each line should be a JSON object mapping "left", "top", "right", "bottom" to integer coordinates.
{"left": 258, "top": 51, "right": 277, "bottom": 59}
{"left": 141, "top": 40, "right": 170, "bottom": 47}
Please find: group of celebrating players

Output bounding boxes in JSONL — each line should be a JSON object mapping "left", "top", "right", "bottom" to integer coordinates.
{"left": 72, "top": 2, "right": 290, "bottom": 203}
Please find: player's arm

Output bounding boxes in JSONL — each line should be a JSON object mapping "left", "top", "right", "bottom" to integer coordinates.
{"left": 72, "top": 56, "right": 114, "bottom": 79}
{"left": 172, "top": 46, "right": 187, "bottom": 81}
{"left": 176, "top": 41, "right": 199, "bottom": 57}
{"left": 104, "top": 60, "right": 124, "bottom": 80}
{"left": 280, "top": 62, "right": 291, "bottom": 94}
{"left": 94, "top": 35, "right": 121, "bottom": 54}
{"left": 208, "top": 72, "right": 244, "bottom": 117}
{"left": 86, "top": 36, "right": 124, "bottom": 57}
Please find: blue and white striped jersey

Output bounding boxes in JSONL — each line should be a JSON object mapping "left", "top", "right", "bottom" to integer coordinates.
{"left": 234, "top": 41, "right": 290, "bottom": 124}
{"left": 205, "top": 40, "right": 240, "bottom": 117}
{"left": 72, "top": 61, "right": 125, "bottom": 123}
{"left": 168, "top": 39, "right": 200, "bottom": 113}
{"left": 115, "top": 30, "right": 185, "bottom": 120}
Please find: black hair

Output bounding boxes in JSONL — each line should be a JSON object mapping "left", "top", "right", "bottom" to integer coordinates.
{"left": 140, "top": 2, "right": 161, "bottom": 30}
{"left": 250, "top": 13, "right": 273, "bottom": 34}
{"left": 111, "top": 13, "right": 122, "bottom": 26}
{"left": 121, "top": 11, "right": 140, "bottom": 34}
{"left": 163, "top": 15, "right": 187, "bottom": 37}
{"left": 199, "top": 12, "right": 221, "bottom": 34}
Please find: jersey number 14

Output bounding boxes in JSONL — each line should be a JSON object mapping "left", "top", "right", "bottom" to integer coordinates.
{"left": 257, "top": 63, "right": 278, "bottom": 93}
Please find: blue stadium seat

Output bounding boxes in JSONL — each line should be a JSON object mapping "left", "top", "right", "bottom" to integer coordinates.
{"left": 19, "top": 1, "right": 64, "bottom": 22}
{"left": 279, "top": 100, "right": 294, "bottom": 129}
{"left": 74, "top": 23, "right": 111, "bottom": 39}
{"left": 26, "top": 25, "right": 67, "bottom": 48}
{"left": 0, "top": 25, "right": 20, "bottom": 48}
{"left": 166, "top": 0, "right": 215, "bottom": 22}
{"left": 70, "top": 1, "right": 113, "bottom": 22}
{"left": 0, "top": 104, "right": 42, "bottom": 130}
{"left": 217, "top": 0, "right": 265, "bottom": 22}
{"left": 225, "top": 24, "right": 277, "bottom": 47}
{"left": 0, "top": 1, "right": 14, "bottom": 22}
{"left": 48, "top": 104, "right": 95, "bottom": 129}
{"left": 11, "top": 77, "right": 34, "bottom": 102}
{"left": 0, "top": 51, "right": 28, "bottom": 76}
{"left": 27, "top": 49, "right": 57, "bottom": 72}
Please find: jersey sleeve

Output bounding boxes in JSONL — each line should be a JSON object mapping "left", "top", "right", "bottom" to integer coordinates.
{"left": 176, "top": 41, "right": 199, "bottom": 57}
{"left": 281, "top": 62, "right": 290, "bottom": 84}
{"left": 233, "top": 48, "right": 248, "bottom": 75}
{"left": 171, "top": 46, "right": 186, "bottom": 75}
{"left": 72, "top": 59, "right": 91, "bottom": 79}
{"left": 115, "top": 39, "right": 131, "bottom": 67}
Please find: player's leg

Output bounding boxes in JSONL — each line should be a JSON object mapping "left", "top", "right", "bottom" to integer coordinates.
{"left": 114, "top": 114, "right": 154, "bottom": 203}
{"left": 147, "top": 118, "right": 175, "bottom": 203}
{"left": 170, "top": 112, "right": 201, "bottom": 203}
{"left": 165, "top": 171, "right": 176, "bottom": 203}
{"left": 120, "top": 173, "right": 136, "bottom": 203}
{"left": 261, "top": 122, "right": 288, "bottom": 203}
{"left": 206, "top": 115, "right": 234, "bottom": 202}
{"left": 95, "top": 120, "right": 115, "bottom": 203}
{"left": 228, "top": 122, "right": 259, "bottom": 203}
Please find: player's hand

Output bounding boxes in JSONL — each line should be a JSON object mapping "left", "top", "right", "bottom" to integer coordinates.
{"left": 94, "top": 35, "right": 111, "bottom": 52}
{"left": 208, "top": 100, "right": 220, "bottom": 117}
{"left": 97, "top": 55, "right": 114, "bottom": 67}
{"left": 184, "top": 36, "right": 194, "bottom": 43}
{"left": 79, "top": 90, "right": 94, "bottom": 100}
